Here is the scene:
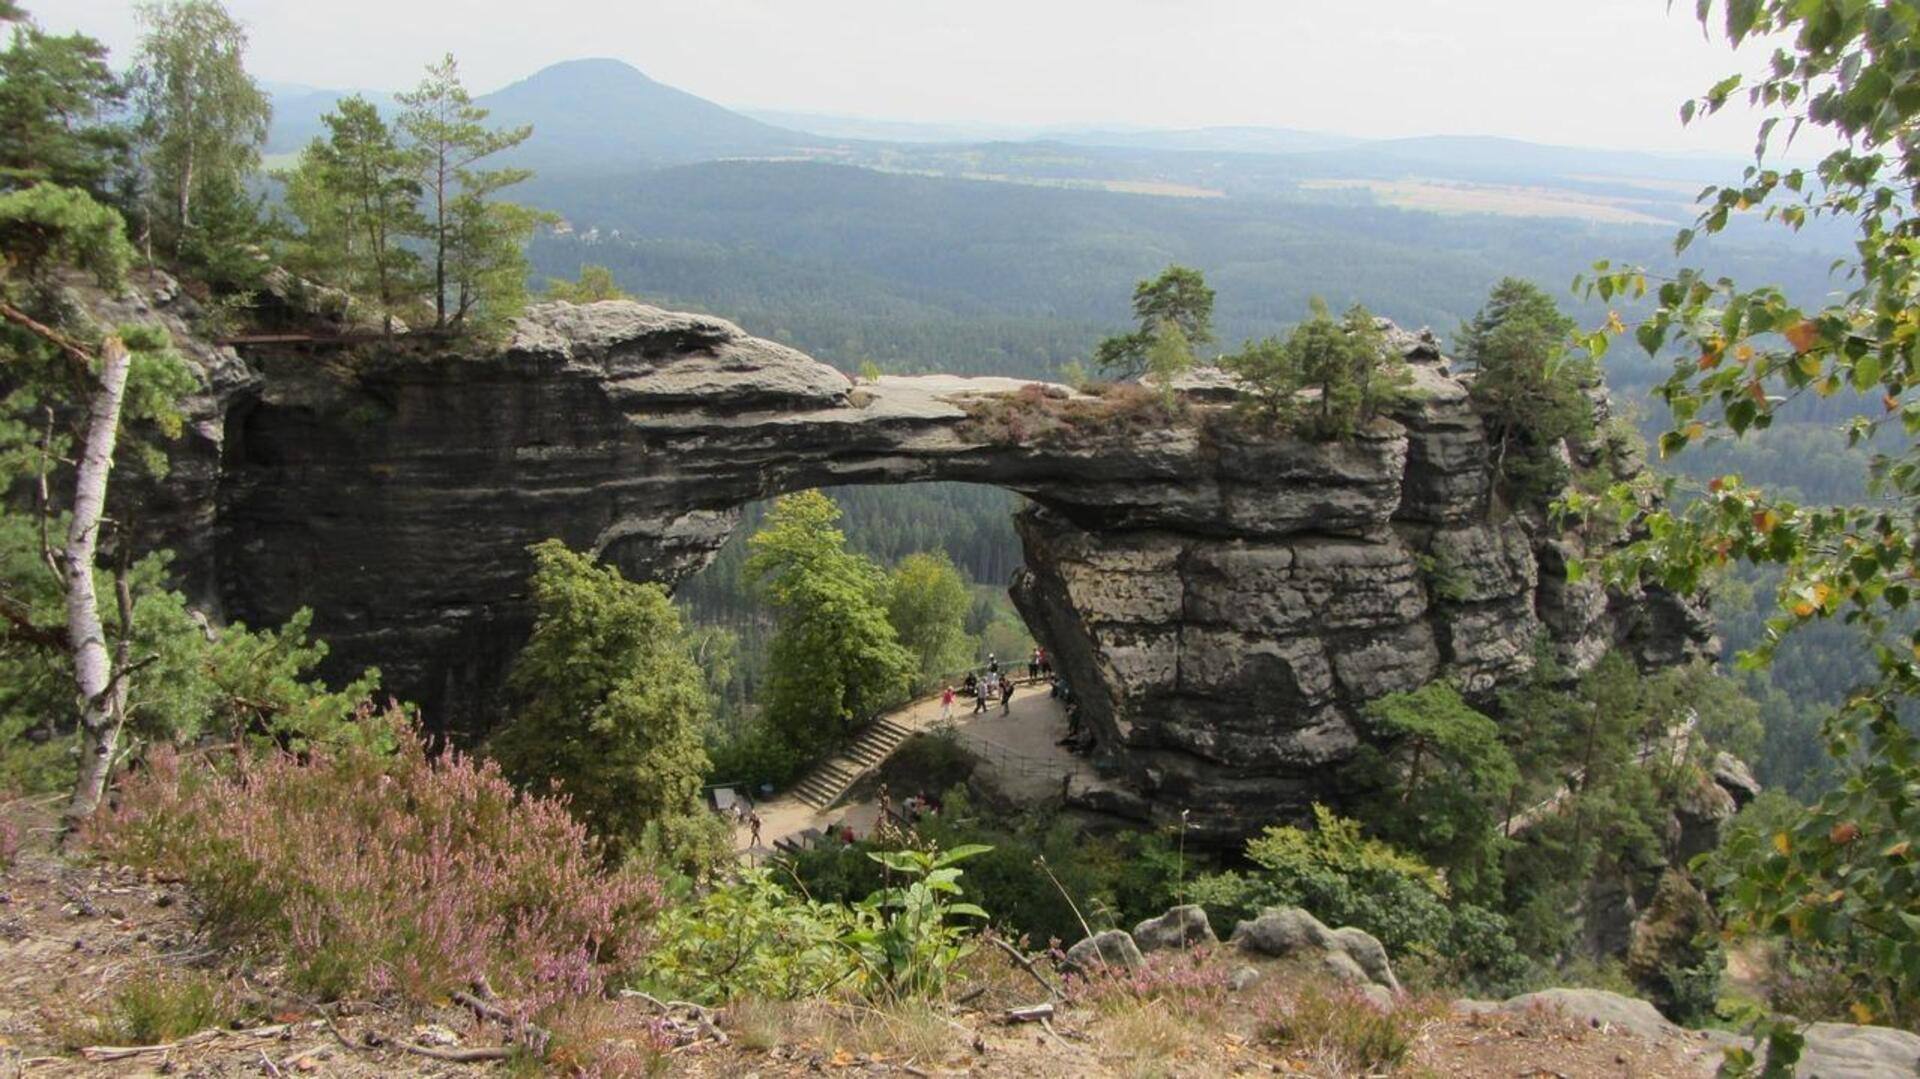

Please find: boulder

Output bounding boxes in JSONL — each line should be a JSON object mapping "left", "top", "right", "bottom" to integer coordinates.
{"left": 1463, "top": 988, "right": 1920, "bottom": 1079}
{"left": 1798, "top": 1020, "right": 1920, "bottom": 1078}
{"left": 1064, "top": 930, "right": 1143, "bottom": 973}
{"left": 1230, "top": 907, "right": 1400, "bottom": 992}
{"left": 1132, "top": 905, "right": 1216, "bottom": 953}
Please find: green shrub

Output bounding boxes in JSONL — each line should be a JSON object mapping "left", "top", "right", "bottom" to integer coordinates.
{"left": 644, "top": 846, "right": 990, "bottom": 1004}
{"left": 1191, "top": 806, "right": 1530, "bottom": 994}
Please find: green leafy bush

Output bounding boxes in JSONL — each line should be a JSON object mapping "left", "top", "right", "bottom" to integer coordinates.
{"left": 1190, "top": 806, "right": 1529, "bottom": 994}
{"left": 643, "top": 845, "right": 991, "bottom": 1004}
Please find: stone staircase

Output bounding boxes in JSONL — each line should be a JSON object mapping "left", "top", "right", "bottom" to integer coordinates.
{"left": 788, "top": 718, "right": 916, "bottom": 810}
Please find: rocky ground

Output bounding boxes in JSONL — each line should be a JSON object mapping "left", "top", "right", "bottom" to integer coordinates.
{"left": 0, "top": 820, "right": 1762, "bottom": 1079}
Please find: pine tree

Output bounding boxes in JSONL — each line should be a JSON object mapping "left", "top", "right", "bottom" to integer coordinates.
{"left": 1093, "top": 264, "right": 1215, "bottom": 380}
{"left": 395, "top": 53, "right": 539, "bottom": 331}
{"left": 1459, "top": 278, "right": 1593, "bottom": 503}
{"left": 294, "top": 97, "right": 426, "bottom": 333}
{"left": 0, "top": 12, "right": 129, "bottom": 197}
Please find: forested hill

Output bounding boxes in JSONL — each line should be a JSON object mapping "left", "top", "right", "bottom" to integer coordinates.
{"left": 523, "top": 158, "right": 1841, "bottom": 390}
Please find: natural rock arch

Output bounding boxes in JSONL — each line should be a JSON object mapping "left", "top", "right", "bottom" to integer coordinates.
{"left": 173, "top": 300, "right": 1709, "bottom": 839}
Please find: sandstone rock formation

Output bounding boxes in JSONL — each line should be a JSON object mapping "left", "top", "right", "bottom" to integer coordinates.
{"left": 136, "top": 296, "right": 1711, "bottom": 840}
{"left": 1229, "top": 906, "right": 1401, "bottom": 995}
{"left": 1459, "top": 988, "right": 1920, "bottom": 1078}
{"left": 1064, "top": 929, "right": 1145, "bottom": 974}
{"left": 1132, "top": 904, "right": 1217, "bottom": 953}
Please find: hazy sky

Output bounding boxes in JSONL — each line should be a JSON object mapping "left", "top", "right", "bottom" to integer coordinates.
{"left": 47, "top": 0, "right": 1795, "bottom": 156}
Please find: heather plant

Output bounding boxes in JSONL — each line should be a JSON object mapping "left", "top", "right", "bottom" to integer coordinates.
{"left": 1066, "top": 945, "right": 1233, "bottom": 1013}
{"left": 92, "top": 706, "right": 661, "bottom": 1023}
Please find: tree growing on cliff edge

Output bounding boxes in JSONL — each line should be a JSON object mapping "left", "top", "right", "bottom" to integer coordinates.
{"left": 1221, "top": 298, "right": 1410, "bottom": 440}
{"left": 1094, "top": 264, "right": 1215, "bottom": 380}
{"left": 1568, "top": 0, "right": 1920, "bottom": 1038}
{"left": 396, "top": 53, "right": 544, "bottom": 333}
{"left": 490, "top": 540, "right": 714, "bottom": 865}
{"left": 1459, "top": 278, "right": 1593, "bottom": 504}
{"left": 748, "top": 491, "right": 912, "bottom": 757}
{"left": 542, "top": 264, "right": 629, "bottom": 303}
{"left": 128, "top": 0, "right": 270, "bottom": 259}
{"left": 280, "top": 97, "right": 427, "bottom": 334}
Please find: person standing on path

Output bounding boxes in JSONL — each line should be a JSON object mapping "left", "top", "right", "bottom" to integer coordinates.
{"left": 941, "top": 683, "right": 955, "bottom": 720}
{"left": 973, "top": 673, "right": 991, "bottom": 714}
{"left": 748, "top": 811, "right": 762, "bottom": 849}
{"left": 1000, "top": 674, "right": 1015, "bottom": 714}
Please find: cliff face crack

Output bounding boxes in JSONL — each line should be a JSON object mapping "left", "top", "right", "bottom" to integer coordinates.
{"left": 156, "top": 300, "right": 1713, "bottom": 842}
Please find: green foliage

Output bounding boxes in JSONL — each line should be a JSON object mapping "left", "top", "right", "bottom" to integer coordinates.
{"left": 790, "top": 785, "right": 1189, "bottom": 946}
{"left": 1346, "top": 683, "right": 1517, "bottom": 903}
{"left": 1143, "top": 318, "right": 1194, "bottom": 401}
{"left": 1567, "top": 0, "right": 1920, "bottom": 1035}
{"left": 847, "top": 844, "right": 991, "bottom": 999}
{"left": 489, "top": 539, "right": 713, "bottom": 864}
{"left": 885, "top": 551, "right": 976, "bottom": 693}
{"left": 129, "top": 0, "right": 270, "bottom": 258}
{"left": 1221, "top": 298, "right": 1411, "bottom": 440}
{"left": 643, "top": 845, "right": 989, "bottom": 1004}
{"left": 542, "top": 263, "right": 629, "bottom": 303}
{"left": 1191, "top": 806, "right": 1529, "bottom": 994}
{"left": 396, "top": 53, "right": 543, "bottom": 333}
{"left": 0, "top": 13, "right": 129, "bottom": 196}
{"left": 279, "top": 96, "right": 428, "bottom": 332}
{"left": 1093, "top": 264, "right": 1214, "bottom": 379}
{"left": 0, "top": 180, "right": 132, "bottom": 287}
{"left": 641, "top": 868, "right": 857, "bottom": 1003}
{"left": 747, "top": 491, "right": 913, "bottom": 767}
{"left": 1460, "top": 277, "right": 1594, "bottom": 503}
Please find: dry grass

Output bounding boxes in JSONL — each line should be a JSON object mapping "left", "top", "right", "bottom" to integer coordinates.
{"left": 957, "top": 381, "right": 1192, "bottom": 446}
{"left": 717, "top": 998, "right": 962, "bottom": 1070}
{"left": 1098, "top": 996, "right": 1205, "bottom": 1078}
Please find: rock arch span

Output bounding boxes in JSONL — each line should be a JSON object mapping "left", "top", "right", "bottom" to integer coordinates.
{"left": 192, "top": 301, "right": 1709, "bottom": 839}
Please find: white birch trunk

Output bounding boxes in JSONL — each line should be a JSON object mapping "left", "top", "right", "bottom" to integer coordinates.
{"left": 63, "top": 335, "right": 133, "bottom": 830}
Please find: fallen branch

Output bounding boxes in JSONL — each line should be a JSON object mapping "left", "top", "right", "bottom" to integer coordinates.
{"left": 79, "top": 1022, "right": 294, "bottom": 1061}
{"left": 618, "top": 988, "right": 729, "bottom": 1047}
{"left": 1005, "top": 1002, "right": 1055, "bottom": 1024}
{"left": 393, "top": 1040, "right": 515, "bottom": 1063}
{"left": 985, "top": 933, "right": 1062, "bottom": 1000}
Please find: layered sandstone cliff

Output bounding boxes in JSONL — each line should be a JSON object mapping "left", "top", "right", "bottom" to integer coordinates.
{"left": 133, "top": 294, "right": 1710, "bottom": 839}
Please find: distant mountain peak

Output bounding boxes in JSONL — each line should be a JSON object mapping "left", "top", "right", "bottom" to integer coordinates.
{"left": 492, "top": 56, "right": 661, "bottom": 92}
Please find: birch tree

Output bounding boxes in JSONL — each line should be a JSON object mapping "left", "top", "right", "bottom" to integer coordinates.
{"left": 129, "top": 0, "right": 269, "bottom": 252}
